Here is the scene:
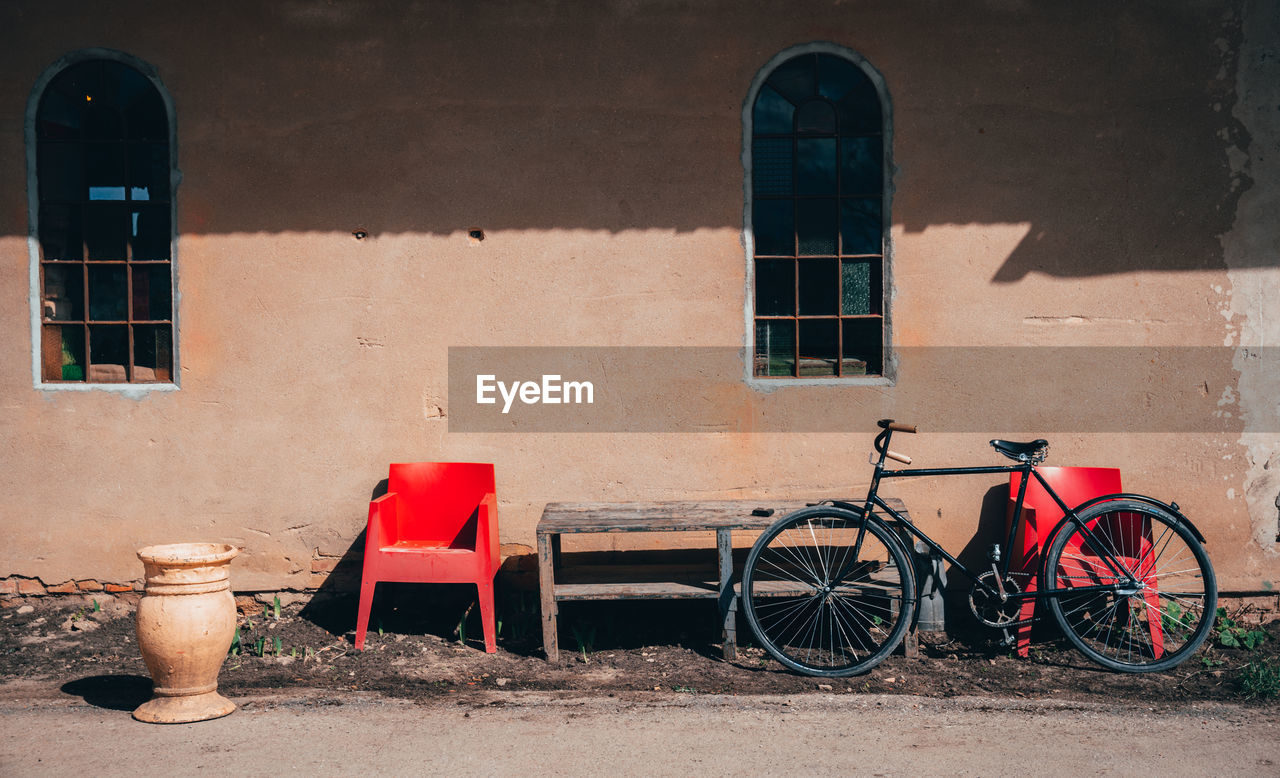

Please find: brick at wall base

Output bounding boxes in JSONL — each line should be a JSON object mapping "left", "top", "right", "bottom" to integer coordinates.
{"left": 16, "top": 578, "right": 46, "bottom": 596}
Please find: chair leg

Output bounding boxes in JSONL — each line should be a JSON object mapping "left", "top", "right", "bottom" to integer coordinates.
{"left": 355, "top": 579, "right": 377, "bottom": 651}
{"left": 477, "top": 579, "right": 497, "bottom": 653}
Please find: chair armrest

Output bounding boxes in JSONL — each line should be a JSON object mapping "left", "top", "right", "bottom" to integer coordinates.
{"left": 476, "top": 493, "right": 499, "bottom": 569}
{"left": 367, "top": 492, "right": 399, "bottom": 549}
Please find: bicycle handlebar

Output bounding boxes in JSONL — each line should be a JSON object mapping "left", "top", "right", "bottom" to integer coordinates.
{"left": 874, "top": 420, "right": 917, "bottom": 465}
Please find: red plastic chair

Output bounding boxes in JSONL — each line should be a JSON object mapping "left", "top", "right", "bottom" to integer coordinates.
{"left": 1006, "top": 467, "right": 1122, "bottom": 656}
{"left": 355, "top": 463, "right": 499, "bottom": 652}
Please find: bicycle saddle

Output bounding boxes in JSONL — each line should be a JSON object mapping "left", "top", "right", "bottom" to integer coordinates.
{"left": 990, "top": 439, "right": 1049, "bottom": 463}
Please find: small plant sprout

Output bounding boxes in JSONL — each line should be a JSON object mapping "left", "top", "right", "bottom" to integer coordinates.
{"left": 273, "top": 595, "right": 281, "bottom": 620}
{"left": 274, "top": 636, "right": 283, "bottom": 655}
{"left": 229, "top": 629, "right": 241, "bottom": 656}
{"left": 571, "top": 623, "right": 596, "bottom": 663}
{"left": 92, "top": 599, "right": 100, "bottom": 613}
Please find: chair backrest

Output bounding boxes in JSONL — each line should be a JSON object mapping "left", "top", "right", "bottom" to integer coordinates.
{"left": 387, "top": 462, "right": 496, "bottom": 547}
{"left": 1012, "top": 466, "right": 1122, "bottom": 522}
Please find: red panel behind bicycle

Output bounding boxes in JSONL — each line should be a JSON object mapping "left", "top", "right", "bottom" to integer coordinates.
{"left": 1007, "top": 467, "right": 1122, "bottom": 656}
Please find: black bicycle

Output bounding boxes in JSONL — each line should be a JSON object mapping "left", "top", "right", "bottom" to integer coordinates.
{"left": 740, "top": 420, "right": 1218, "bottom": 677}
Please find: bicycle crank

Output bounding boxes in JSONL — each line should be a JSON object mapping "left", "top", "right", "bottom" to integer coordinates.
{"left": 968, "top": 572, "right": 1035, "bottom": 628}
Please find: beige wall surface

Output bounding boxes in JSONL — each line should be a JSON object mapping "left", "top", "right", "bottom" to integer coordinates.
{"left": 0, "top": 1, "right": 1275, "bottom": 591}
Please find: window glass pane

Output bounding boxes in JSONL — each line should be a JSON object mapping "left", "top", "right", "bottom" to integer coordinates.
{"left": 84, "top": 104, "right": 124, "bottom": 140}
{"left": 753, "top": 85, "right": 794, "bottom": 135}
{"left": 752, "top": 138, "right": 792, "bottom": 196}
{"left": 797, "top": 138, "right": 836, "bottom": 196}
{"left": 129, "top": 143, "right": 169, "bottom": 202}
{"left": 798, "top": 319, "right": 838, "bottom": 377}
{"left": 86, "top": 144, "right": 126, "bottom": 200}
{"left": 133, "top": 324, "right": 172, "bottom": 381}
{"left": 131, "top": 206, "right": 171, "bottom": 260}
{"left": 39, "top": 204, "right": 83, "bottom": 261}
{"left": 841, "top": 136, "right": 882, "bottom": 195}
{"left": 841, "top": 259, "right": 879, "bottom": 316}
{"left": 88, "top": 325, "right": 129, "bottom": 382}
{"left": 118, "top": 68, "right": 167, "bottom": 140}
{"left": 842, "top": 319, "right": 883, "bottom": 376}
{"left": 131, "top": 264, "right": 171, "bottom": 321}
{"left": 754, "top": 320, "right": 795, "bottom": 377}
{"left": 796, "top": 101, "right": 836, "bottom": 134}
{"left": 797, "top": 198, "right": 837, "bottom": 255}
{"left": 36, "top": 89, "right": 82, "bottom": 140}
{"left": 43, "top": 324, "right": 85, "bottom": 381}
{"left": 841, "top": 198, "right": 882, "bottom": 255}
{"left": 817, "top": 55, "right": 870, "bottom": 103}
{"left": 798, "top": 258, "right": 838, "bottom": 315}
{"left": 42, "top": 264, "right": 84, "bottom": 321}
{"left": 85, "top": 204, "right": 129, "bottom": 260}
{"left": 87, "top": 265, "right": 127, "bottom": 321}
{"left": 837, "top": 78, "right": 882, "bottom": 136}
{"left": 753, "top": 199, "right": 793, "bottom": 256}
{"left": 766, "top": 55, "right": 816, "bottom": 103}
{"left": 755, "top": 259, "right": 794, "bottom": 316}
{"left": 37, "top": 143, "right": 85, "bottom": 202}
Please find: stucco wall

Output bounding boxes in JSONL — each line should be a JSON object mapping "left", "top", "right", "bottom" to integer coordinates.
{"left": 0, "top": 0, "right": 1275, "bottom": 592}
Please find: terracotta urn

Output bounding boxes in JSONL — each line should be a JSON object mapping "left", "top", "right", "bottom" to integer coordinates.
{"left": 133, "top": 542, "right": 240, "bottom": 724}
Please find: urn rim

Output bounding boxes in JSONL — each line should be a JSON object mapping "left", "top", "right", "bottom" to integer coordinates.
{"left": 136, "top": 542, "right": 240, "bottom": 567}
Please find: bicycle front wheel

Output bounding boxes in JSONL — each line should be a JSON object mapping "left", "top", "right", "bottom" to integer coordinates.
{"left": 741, "top": 507, "right": 916, "bottom": 677}
{"left": 1044, "top": 499, "right": 1217, "bottom": 673}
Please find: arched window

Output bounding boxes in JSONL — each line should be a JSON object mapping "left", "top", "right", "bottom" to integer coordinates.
{"left": 31, "top": 54, "right": 175, "bottom": 385}
{"left": 748, "top": 49, "right": 888, "bottom": 379}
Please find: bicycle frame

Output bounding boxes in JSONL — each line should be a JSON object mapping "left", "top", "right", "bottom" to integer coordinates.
{"left": 845, "top": 427, "right": 1142, "bottom": 603}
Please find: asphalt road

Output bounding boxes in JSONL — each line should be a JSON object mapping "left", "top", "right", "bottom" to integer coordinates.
{"left": 2, "top": 688, "right": 1277, "bottom": 776}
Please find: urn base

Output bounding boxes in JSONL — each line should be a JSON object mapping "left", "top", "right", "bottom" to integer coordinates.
{"left": 132, "top": 690, "right": 236, "bottom": 724}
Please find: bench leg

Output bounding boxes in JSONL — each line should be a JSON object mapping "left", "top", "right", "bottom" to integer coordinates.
{"left": 717, "top": 529, "right": 737, "bottom": 660}
{"left": 537, "top": 533, "right": 559, "bottom": 663}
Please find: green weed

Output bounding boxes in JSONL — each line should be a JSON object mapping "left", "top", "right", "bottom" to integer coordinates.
{"left": 1237, "top": 658, "right": 1280, "bottom": 699}
{"left": 1161, "top": 601, "right": 1192, "bottom": 641}
{"left": 1215, "top": 607, "right": 1268, "bottom": 650}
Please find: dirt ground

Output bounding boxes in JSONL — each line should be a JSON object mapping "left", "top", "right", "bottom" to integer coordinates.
{"left": 3, "top": 587, "right": 1278, "bottom": 709}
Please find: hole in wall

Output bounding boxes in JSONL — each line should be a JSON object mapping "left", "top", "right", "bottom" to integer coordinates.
{"left": 467, "top": 228, "right": 485, "bottom": 244}
{"left": 351, "top": 229, "right": 368, "bottom": 240}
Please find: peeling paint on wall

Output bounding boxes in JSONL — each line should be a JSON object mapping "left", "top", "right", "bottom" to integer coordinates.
{"left": 1224, "top": 0, "right": 1280, "bottom": 551}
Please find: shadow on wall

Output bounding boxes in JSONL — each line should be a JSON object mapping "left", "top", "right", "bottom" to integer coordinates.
{"left": 3, "top": 1, "right": 1259, "bottom": 276}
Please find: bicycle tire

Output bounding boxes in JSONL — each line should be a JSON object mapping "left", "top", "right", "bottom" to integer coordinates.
{"left": 1044, "top": 499, "right": 1217, "bottom": 673}
{"left": 741, "top": 506, "right": 916, "bottom": 677}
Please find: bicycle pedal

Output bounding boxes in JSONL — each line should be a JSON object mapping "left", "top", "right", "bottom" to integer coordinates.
{"left": 999, "top": 628, "right": 1014, "bottom": 647}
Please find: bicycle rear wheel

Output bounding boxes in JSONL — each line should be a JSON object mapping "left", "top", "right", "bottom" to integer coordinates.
{"left": 1044, "top": 499, "right": 1217, "bottom": 673}
{"left": 741, "top": 507, "right": 915, "bottom": 677}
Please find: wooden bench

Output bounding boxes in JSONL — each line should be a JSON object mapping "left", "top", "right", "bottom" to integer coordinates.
{"left": 536, "top": 498, "right": 919, "bottom": 663}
